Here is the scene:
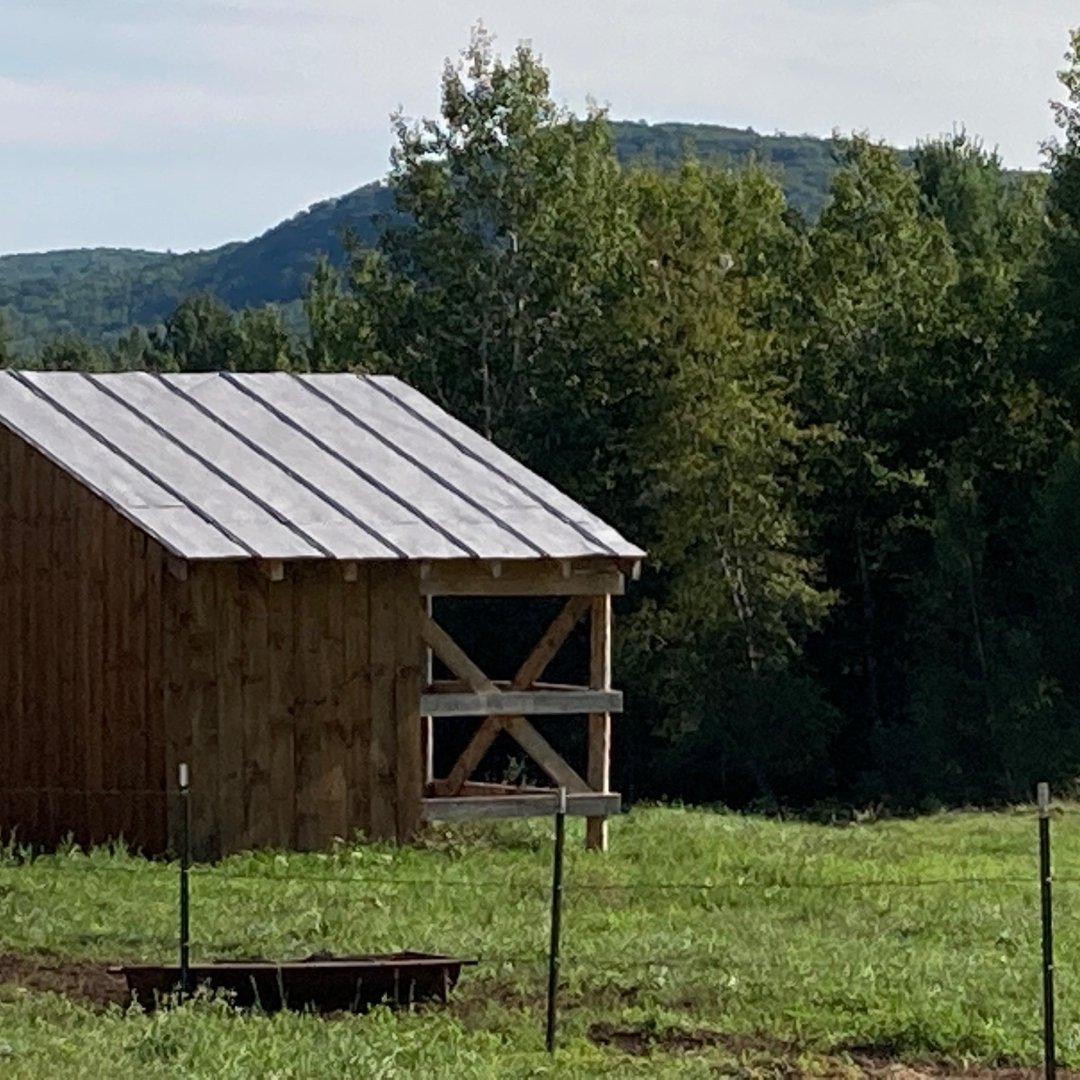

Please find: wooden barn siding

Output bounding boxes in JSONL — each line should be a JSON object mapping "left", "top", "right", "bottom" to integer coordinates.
{"left": 0, "top": 426, "right": 167, "bottom": 850}
{"left": 166, "top": 560, "right": 422, "bottom": 858}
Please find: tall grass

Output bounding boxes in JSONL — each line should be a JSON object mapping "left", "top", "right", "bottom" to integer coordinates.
{"left": 0, "top": 806, "right": 1075, "bottom": 1077}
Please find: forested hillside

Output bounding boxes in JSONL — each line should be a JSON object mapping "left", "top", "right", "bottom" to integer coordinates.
{"left": 5, "top": 27, "right": 1080, "bottom": 814}
{"left": 0, "top": 123, "right": 844, "bottom": 354}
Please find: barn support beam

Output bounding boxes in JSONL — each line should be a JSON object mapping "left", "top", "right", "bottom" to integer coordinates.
{"left": 587, "top": 594, "right": 613, "bottom": 852}
{"left": 419, "top": 596, "right": 618, "bottom": 846}
{"left": 419, "top": 558, "right": 625, "bottom": 597}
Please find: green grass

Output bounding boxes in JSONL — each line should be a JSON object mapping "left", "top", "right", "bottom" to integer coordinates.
{"left": 0, "top": 805, "right": 1075, "bottom": 1077}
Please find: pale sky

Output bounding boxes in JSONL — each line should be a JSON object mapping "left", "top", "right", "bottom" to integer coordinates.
{"left": 1, "top": 0, "right": 1076, "bottom": 255}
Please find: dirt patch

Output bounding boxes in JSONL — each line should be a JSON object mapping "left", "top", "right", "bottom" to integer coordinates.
{"left": 0, "top": 953, "right": 129, "bottom": 1010}
{"left": 849, "top": 1060, "right": 1080, "bottom": 1080}
{"left": 850, "top": 1062, "right": 1080, "bottom": 1079}
{"left": 588, "top": 1020, "right": 794, "bottom": 1057}
{"left": 589, "top": 1023, "right": 1080, "bottom": 1079}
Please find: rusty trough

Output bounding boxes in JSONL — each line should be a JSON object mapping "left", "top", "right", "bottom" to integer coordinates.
{"left": 113, "top": 952, "right": 477, "bottom": 1013}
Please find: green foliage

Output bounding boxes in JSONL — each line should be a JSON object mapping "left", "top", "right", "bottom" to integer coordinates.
{"left": 301, "top": 255, "right": 378, "bottom": 373}
{"left": 0, "top": 129, "right": 919, "bottom": 358}
{"left": 371, "top": 29, "right": 631, "bottom": 456}
{"left": 0, "top": 310, "right": 12, "bottom": 368}
{"left": 611, "top": 119, "right": 846, "bottom": 219}
{"left": 1035, "top": 30, "right": 1080, "bottom": 406}
{"left": 38, "top": 335, "right": 112, "bottom": 372}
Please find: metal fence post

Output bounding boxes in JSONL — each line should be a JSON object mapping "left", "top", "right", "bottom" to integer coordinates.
{"left": 1039, "top": 781, "right": 1055, "bottom": 1080}
{"left": 179, "top": 762, "right": 191, "bottom": 1001}
{"left": 545, "top": 787, "right": 567, "bottom": 1054}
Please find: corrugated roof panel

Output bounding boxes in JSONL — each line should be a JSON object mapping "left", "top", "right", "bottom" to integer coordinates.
{"left": 95, "top": 372, "right": 397, "bottom": 560}
{"left": 363, "top": 376, "right": 642, "bottom": 557}
{"left": 302, "top": 374, "right": 608, "bottom": 558}
{"left": 0, "top": 370, "right": 645, "bottom": 563}
{"left": 21, "top": 372, "right": 317, "bottom": 558}
{"left": 182, "top": 373, "right": 461, "bottom": 559}
{"left": 245, "top": 373, "right": 543, "bottom": 559}
{"left": 0, "top": 371, "right": 245, "bottom": 557}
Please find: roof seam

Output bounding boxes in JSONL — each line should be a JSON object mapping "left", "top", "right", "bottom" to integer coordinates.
{"left": 362, "top": 375, "right": 620, "bottom": 557}
{"left": 230, "top": 373, "right": 478, "bottom": 558}
{"left": 296, "top": 374, "right": 552, "bottom": 559}
{"left": 162, "top": 374, "right": 407, "bottom": 560}
{"left": 7, "top": 370, "right": 253, "bottom": 557}
{"left": 82, "top": 372, "right": 336, "bottom": 559}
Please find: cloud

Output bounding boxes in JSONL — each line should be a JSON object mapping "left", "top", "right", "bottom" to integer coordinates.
{"left": 5, "top": 0, "right": 1074, "bottom": 162}
{"left": 1, "top": 0, "right": 1077, "bottom": 251}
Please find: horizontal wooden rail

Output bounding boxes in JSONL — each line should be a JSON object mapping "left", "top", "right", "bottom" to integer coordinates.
{"left": 420, "top": 689, "right": 623, "bottom": 718}
{"left": 422, "top": 792, "right": 622, "bottom": 821}
{"left": 419, "top": 558, "right": 626, "bottom": 597}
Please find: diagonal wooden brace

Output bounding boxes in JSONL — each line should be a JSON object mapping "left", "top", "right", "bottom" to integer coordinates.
{"left": 428, "top": 596, "right": 592, "bottom": 794}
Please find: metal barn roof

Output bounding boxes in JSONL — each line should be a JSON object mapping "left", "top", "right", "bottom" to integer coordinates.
{"left": 0, "top": 370, "right": 643, "bottom": 562}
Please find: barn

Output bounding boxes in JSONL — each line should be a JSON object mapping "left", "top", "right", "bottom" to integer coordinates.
{"left": 0, "top": 370, "right": 643, "bottom": 857}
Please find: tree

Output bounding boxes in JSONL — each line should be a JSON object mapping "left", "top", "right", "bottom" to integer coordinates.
{"left": 39, "top": 335, "right": 110, "bottom": 372}
{"left": 795, "top": 137, "right": 958, "bottom": 770}
{"left": 1034, "top": 29, "right": 1080, "bottom": 408}
{"left": 159, "top": 293, "right": 239, "bottom": 373}
{"left": 0, "top": 311, "right": 12, "bottom": 368}
{"left": 302, "top": 255, "right": 378, "bottom": 373}
{"left": 618, "top": 161, "right": 837, "bottom": 802}
{"left": 235, "top": 305, "right": 298, "bottom": 372}
{"left": 369, "top": 27, "right": 635, "bottom": 490}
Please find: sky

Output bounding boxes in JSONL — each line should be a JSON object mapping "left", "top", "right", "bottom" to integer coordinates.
{"left": 1, "top": 0, "right": 1077, "bottom": 255}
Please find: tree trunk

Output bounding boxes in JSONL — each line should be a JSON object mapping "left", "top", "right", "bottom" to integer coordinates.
{"left": 854, "top": 519, "right": 882, "bottom": 732}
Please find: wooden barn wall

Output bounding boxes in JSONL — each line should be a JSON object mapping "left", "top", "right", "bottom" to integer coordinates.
{"left": 165, "top": 560, "right": 422, "bottom": 858}
{"left": 0, "top": 427, "right": 166, "bottom": 851}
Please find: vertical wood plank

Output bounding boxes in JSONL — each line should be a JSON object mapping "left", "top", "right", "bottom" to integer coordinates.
{"left": 240, "top": 564, "right": 272, "bottom": 849}
{"left": 0, "top": 431, "right": 165, "bottom": 852}
{"left": 55, "top": 454, "right": 77, "bottom": 842}
{"left": 343, "top": 563, "right": 371, "bottom": 839}
{"left": 268, "top": 565, "right": 296, "bottom": 849}
{"left": 82, "top": 480, "right": 106, "bottom": 843}
{"left": 162, "top": 564, "right": 192, "bottom": 855}
{"left": 586, "top": 594, "right": 613, "bottom": 852}
{"left": 122, "top": 525, "right": 147, "bottom": 848}
{"left": 394, "top": 565, "right": 423, "bottom": 843}
{"left": 12, "top": 435, "right": 30, "bottom": 839}
{"left": 318, "top": 564, "right": 348, "bottom": 845}
{"left": 216, "top": 563, "right": 245, "bottom": 855}
{"left": 143, "top": 535, "right": 166, "bottom": 852}
{"left": 368, "top": 563, "right": 399, "bottom": 842}
{"left": 0, "top": 428, "right": 14, "bottom": 835}
{"left": 188, "top": 564, "right": 220, "bottom": 859}
{"left": 292, "top": 564, "right": 316, "bottom": 849}
{"left": 30, "top": 440, "right": 51, "bottom": 839}
{"left": 101, "top": 509, "right": 125, "bottom": 841}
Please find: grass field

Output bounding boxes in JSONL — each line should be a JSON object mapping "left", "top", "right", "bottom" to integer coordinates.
{"left": 0, "top": 805, "right": 1076, "bottom": 1078}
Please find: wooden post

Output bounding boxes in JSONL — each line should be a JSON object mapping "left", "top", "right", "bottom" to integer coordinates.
{"left": 586, "top": 595, "right": 612, "bottom": 851}
{"left": 394, "top": 566, "right": 424, "bottom": 843}
{"left": 422, "top": 596, "right": 435, "bottom": 790}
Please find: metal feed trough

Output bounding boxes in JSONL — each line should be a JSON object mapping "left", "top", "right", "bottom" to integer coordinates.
{"left": 114, "top": 952, "right": 477, "bottom": 1013}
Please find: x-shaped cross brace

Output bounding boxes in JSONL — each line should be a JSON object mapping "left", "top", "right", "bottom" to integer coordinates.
{"left": 420, "top": 596, "right": 594, "bottom": 795}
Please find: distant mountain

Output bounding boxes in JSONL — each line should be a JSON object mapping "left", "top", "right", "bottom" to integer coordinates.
{"left": 1, "top": 122, "right": 845, "bottom": 355}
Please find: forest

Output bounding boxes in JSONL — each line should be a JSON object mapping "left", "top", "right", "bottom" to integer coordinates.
{"left": 0, "top": 122, "right": 844, "bottom": 357}
{"left": 6, "top": 28, "right": 1080, "bottom": 814}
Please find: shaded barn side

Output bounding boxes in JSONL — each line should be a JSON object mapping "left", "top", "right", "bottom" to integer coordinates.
{"left": 163, "top": 560, "right": 422, "bottom": 859}
{"left": 0, "top": 425, "right": 167, "bottom": 850}
{"left": 0, "top": 426, "right": 425, "bottom": 858}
